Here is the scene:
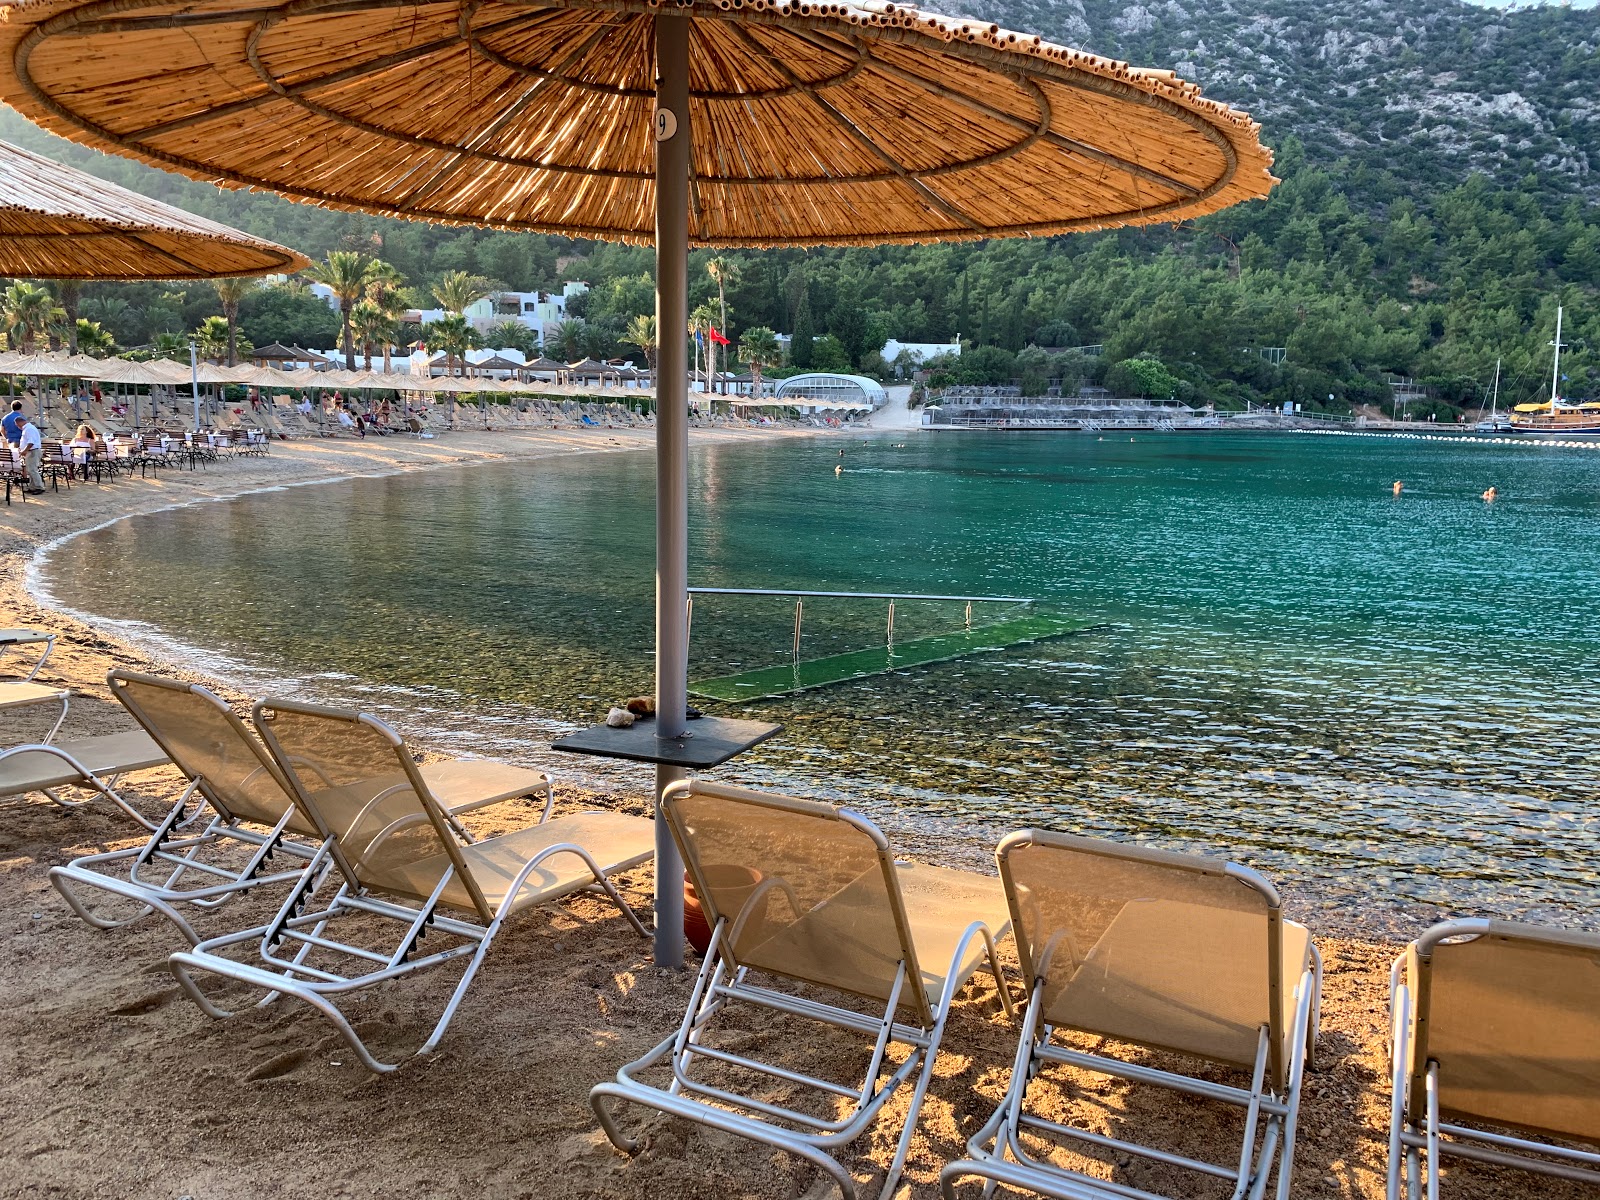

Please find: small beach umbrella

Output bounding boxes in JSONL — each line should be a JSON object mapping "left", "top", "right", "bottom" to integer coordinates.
{"left": 0, "top": 0, "right": 1273, "bottom": 965}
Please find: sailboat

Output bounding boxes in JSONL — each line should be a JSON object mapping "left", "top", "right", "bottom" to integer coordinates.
{"left": 1474, "top": 357, "right": 1513, "bottom": 433}
{"left": 1512, "top": 306, "right": 1600, "bottom": 436}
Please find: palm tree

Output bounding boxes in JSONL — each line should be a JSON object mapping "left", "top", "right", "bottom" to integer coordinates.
{"left": 622, "top": 314, "right": 657, "bottom": 376}
{"left": 74, "top": 319, "right": 115, "bottom": 357}
{"left": 152, "top": 331, "right": 188, "bottom": 361}
{"left": 2, "top": 281, "right": 62, "bottom": 353}
{"left": 690, "top": 299, "right": 720, "bottom": 392}
{"left": 349, "top": 299, "right": 393, "bottom": 370}
{"left": 706, "top": 257, "right": 739, "bottom": 393}
{"left": 193, "top": 315, "right": 232, "bottom": 362}
{"left": 551, "top": 318, "right": 586, "bottom": 361}
{"left": 738, "top": 326, "right": 780, "bottom": 397}
{"left": 54, "top": 281, "right": 82, "bottom": 353}
{"left": 306, "top": 250, "right": 382, "bottom": 368}
{"left": 424, "top": 313, "right": 476, "bottom": 377}
{"left": 212, "top": 276, "right": 256, "bottom": 366}
{"left": 431, "top": 270, "right": 492, "bottom": 317}
{"left": 363, "top": 262, "right": 407, "bottom": 374}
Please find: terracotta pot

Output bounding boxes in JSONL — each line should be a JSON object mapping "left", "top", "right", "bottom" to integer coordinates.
{"left": 683, "top": 864, "right": 763, "bottom": 955}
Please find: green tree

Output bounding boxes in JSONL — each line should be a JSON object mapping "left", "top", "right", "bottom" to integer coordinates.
{"left": 622, "top": 313, "right": 657, "bottom": 372}
{"left": 484, "top": 320, "right": 541, "bottom": 358}
{"left": 738, "top": 325, "right": 780, "bottom": 394}
{"left": 424, "top": 312, "right": 477, "bottom": 377}
{"left": 192, "top": 315, "right": 234, "bottom": 362}
{"left": 73, "top": 319, "right": 115, "bottom": 357}
{"left": 790, "top": 288, "right": 815, "bottom": 369}
{"left": 1107, "top": 354, "right": 1181, "bottom": 399}
{"left": 551, "top": 319, "right": 586, "bottom": 361}
{"left": 432, "top": 270, "right": 493, "bottom": 316}
{"left": 306, "top": 250, "right": 383, "bottom": 368}
{"left": 212, "top": 276, "right": 255, "bottom": 366}
{"left": 2, "top": 282, "right": 63, "bottom": 353}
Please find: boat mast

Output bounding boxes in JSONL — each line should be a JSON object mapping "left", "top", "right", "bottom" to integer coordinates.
{"left": 1550, "top": 306, "right": 1564, "bottom": 408}
{"left": 1490, "top": 357, "right": 1500, "bottom": 418}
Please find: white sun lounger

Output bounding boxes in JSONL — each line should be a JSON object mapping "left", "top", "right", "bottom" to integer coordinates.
{"left": 168, "top": 697, "right": 655, "bottom": 1072}
{"left": 53, "top": 670, "right": 557, "bottom": 948}
{"left": 942, "top": 829, "right": 1321, "bottom": 1200}
{"left": 0, "top": 680, "right": 71, "bottom": 743}
{"left": 0, "top": 730, "right": 168, "bottom": 825}
{"left": 591, "top": 779, "right": 1015, "bottom": 1200}
{"left": 0, "top": 627, "right": 55, "bottom": 681}
{"left": 1388, "top": 918, "right": 1600, "bottom": 1197}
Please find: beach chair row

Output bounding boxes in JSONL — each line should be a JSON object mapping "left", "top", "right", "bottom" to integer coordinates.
{"left": 7, "top": 666, "right": 1596, "bottom": 1199}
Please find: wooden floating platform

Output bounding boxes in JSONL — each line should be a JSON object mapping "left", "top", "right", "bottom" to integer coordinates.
{"left": 690, "top": 614, "right": 1103, "bottom": 703}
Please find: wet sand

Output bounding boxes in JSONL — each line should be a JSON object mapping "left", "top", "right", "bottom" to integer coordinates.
{"left": 0, "top": 428, "right": 1563, "bottom": 1199}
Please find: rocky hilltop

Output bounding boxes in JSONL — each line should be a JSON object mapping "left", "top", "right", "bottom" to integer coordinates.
{"left": 953, "top": 0, "right": 1599, "bottom": 199}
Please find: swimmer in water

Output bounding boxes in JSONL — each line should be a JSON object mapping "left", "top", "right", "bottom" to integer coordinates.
{"left": 1482, "top": 486, "right": 1497, "bottom": 502}
{"left": 1392, "top": 480, "right": 1404, "bottom": 496}
{"left": 835, "top": 463, "right": 843, "bottom": 476}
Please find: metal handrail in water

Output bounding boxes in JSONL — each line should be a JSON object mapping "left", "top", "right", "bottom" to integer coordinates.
{"left": 686, "top": 587, "right": 1037, "bottom": 657}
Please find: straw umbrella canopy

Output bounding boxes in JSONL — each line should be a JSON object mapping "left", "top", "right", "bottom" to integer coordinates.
{"left": 0, "top": 139, "right": 308, "bottom": 279}
{"left": 0, "top": 0, "right": 1274, "bottom": 965}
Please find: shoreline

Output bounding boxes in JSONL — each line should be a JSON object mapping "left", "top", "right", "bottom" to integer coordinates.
{"left": 0, "top": 427, "right": 1548, "bottom": 1200}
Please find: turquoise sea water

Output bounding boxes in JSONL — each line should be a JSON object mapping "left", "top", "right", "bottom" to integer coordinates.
{"left": 41, "top": 432, "right": 1600, "bottom": 934}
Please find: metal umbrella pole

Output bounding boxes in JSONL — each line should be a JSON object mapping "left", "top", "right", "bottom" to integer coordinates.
{"left": 189, "top": 342, "right": 202, "bottom": 432}
{"left": 651, "top": 12, "right": 689, "bottom": 969}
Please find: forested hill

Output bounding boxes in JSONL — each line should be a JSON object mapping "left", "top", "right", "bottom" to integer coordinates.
{"left": 972, "top": 0, "right": 1600, "bottom": 202}
{"left": 0, "top": 0, "right": 1598, "bottom": 413}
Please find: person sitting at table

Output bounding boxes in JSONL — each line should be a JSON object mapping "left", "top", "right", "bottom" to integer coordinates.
{"left": 72, "top": 423, "right": 96, "bottom": 447}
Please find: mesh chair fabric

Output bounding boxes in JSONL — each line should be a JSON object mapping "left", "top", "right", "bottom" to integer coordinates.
{"left": 116, "top": 676, "right": 311, "bottom": 834}
{"left": 258, "top": 705, "right": 485, "bottom": 918}
{"left": 1423, "top": 930, "right": 1600, "bottom": 1142}
{"left": 668, "top": 789, "right": 916, "bottom": 1010}
{"left": 1006, "top": 839, "right": 1287, "bottom": 1070}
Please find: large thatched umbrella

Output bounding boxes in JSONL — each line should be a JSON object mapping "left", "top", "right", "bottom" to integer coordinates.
{"left": 0, "top": 139, "right": 308, "bottom": 279}
{"left": 0, "top": 0, "right": 1273, "bottom": 965}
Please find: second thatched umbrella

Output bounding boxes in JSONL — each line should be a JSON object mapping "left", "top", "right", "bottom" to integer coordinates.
{"left": 0, "top": 0, "right": 1274, "bottom": 964}
{"left": 0, "top": 139, "right": 308, "bottom": 279}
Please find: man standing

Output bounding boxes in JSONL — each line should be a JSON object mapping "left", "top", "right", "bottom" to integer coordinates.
{"left": 16, "top": 412, "right": 46, "bottom": 493}
{"left": 2, "top": 399, "right": 25, "bottom": 446}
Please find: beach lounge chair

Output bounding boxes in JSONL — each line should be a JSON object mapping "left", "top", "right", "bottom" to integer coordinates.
{"left": 942, "top": 830, "right": 1321, "bottom": 1200}
{"left": 52, "top": 671, "right": 557, "bottom": 947}
{"left": 0, "top": 627, "right": 54, "bottom": 681}
{"left": 1, "top": 729, "right": 168, "bottom": 825}
{"left": 0, "top": 680, "right": 71, "bottom": 743}
{"left": 590, "top": 779, "right": 1015, "bottom": 1200}
{"left": 168, "top": 698, "right": 654, "bottom": 1071}
{"left": 1387, "top": 918, "right": 1600, "bottom": 1198}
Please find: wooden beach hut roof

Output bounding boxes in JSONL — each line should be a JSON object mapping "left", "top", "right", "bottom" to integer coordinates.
{"left": 521, "top": 357, "right": 567, "bottom": 374}
{"left": 0, "top": 0, "right": 1273, "bottom": 247}
{"left": 250, "top": 342, "right": 301, "bottom": 362}
{"left": 471, "top": 353, "right": 525, "bottom": 372}
{"left": 0, "top": 139, "right": 308, "bottom": 279}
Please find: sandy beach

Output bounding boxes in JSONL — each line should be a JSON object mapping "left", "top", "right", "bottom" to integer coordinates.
{"left": 0, "top": 429, "right": 1555, "bottom": 1200}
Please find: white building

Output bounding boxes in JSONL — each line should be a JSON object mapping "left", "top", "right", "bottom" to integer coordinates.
{"left": 312, "top": 280, "right": 590, "bottom": 348}
{"left": 880, "top": 338, "right": 961, "bottom": 370}
{"left": 772, "top": 373, "right": 887, "bottom": 414}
